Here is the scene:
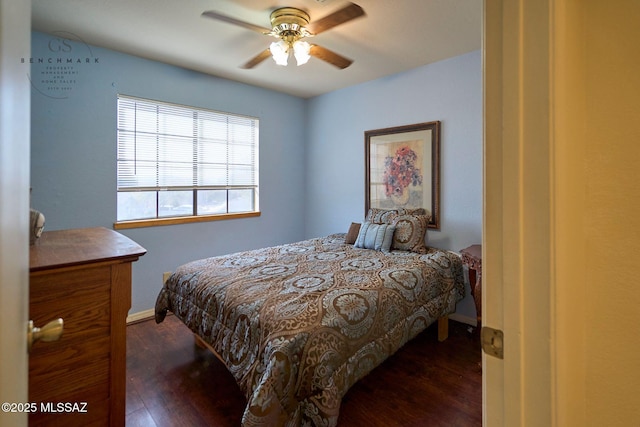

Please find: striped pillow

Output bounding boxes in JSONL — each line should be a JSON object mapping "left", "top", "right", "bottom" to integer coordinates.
{"left": 354, "top": 221, "right": 396, "bottom": 252}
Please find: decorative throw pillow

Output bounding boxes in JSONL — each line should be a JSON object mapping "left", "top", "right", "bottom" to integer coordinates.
{"left": 354, "top": 221, "right": 396, "bottom": 252}
{"left": 366, "top": 207, "right": 428, "bottom": 224}
{"left": 345, "top": 222, "right": 361, "bottom": 244}
{"left": 388, "top": 213, "right": 429, "bottom": 253}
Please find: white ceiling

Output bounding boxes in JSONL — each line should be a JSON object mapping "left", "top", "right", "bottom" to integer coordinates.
{"left": 31, "top": 0, "right": 482, "bottom": 99}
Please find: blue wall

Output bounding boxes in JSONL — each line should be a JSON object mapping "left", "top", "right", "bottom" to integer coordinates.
{"left": 305, "top": 50, "right": 482, "bottom": 321}
{"left": 30, "top": 31, "right": 481, "bottom": 321}
{"left": 30, "top": 31, "right": 307, "bottom": 313}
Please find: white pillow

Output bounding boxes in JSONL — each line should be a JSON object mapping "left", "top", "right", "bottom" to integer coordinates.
{"left": 354, "top": 221, "right": 396, "bottom": 252}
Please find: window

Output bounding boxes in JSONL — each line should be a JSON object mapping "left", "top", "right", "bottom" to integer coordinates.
{"left": 115, "top": 95, "right": 259, "bottom": 228}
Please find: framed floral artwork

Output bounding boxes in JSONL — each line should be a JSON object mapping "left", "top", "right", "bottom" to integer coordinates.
{"left": 365, "top": 121, "right": 441, "bottom": 229}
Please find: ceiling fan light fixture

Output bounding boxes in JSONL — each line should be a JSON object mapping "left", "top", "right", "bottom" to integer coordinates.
{"left": 202, "top": 3, "right": 364, "bottom": 69}
{"left": 269, "top": 40, "right": 289, "bottom": 66}
{"left": 293, "top": 40, "right": 311, "bottom": 66}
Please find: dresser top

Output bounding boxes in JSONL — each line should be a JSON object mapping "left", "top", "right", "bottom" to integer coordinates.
{"left": 30, "top": 227, "right": 146, "bottom": 272}
{"left": 460, "top": 244, "right": 482, "bottom": 261}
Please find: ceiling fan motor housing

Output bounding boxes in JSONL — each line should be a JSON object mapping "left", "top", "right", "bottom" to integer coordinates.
{"left": 270, "top": 7, "right": 312, "bottom": 39}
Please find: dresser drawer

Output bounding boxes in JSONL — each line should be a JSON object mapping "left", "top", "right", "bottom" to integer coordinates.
{"left": 30, "top": 266, "right": 112, "bottom": 344}
{"left": 29, "top": 265, "right": 112, "bottom": 425}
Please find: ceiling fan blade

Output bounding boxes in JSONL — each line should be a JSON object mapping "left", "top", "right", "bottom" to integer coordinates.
{"left": 306, "top": 2, "right": 365, "bottom": 35}
{"left": 309, "top": 45, "right": 353, "bottom": 69}
{"left": 202, "top": 10, "right": 271, "bottom": 34}
{"left": 241, "top": 49, "right": 272, "bottom": 69}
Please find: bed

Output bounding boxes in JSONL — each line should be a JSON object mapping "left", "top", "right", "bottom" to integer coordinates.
{"left": 155, "top": 213, "right": 465, "bottom": 427}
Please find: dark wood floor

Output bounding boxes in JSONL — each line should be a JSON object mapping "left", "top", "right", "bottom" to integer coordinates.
{"left": 126, "top": 316, "right": 482, "bottom": 427}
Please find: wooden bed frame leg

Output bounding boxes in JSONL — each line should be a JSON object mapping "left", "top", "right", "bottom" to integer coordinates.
{"left": 437, "top": 316, "right": 449, "bottom": 342}
{"left": 194, "top": 334, "right": 207, "bottom": 349}
{"left": 193, "top": 333, "right": 230, "bottom": 367}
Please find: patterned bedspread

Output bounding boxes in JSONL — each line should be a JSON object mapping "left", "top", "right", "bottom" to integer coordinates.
{"left": 155, "top": 234, "right": 464, "bottom": 426}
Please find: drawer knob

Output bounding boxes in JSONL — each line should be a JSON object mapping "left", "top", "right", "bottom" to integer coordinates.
{"left": 28, "top": 318, "right": 64, "bottom": 352}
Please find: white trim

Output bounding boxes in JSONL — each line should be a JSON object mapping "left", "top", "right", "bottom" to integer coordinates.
{"left": 126, "top": 309, "right": 156, "bottom": 325}
{"left": 449, "top": 312, "right": 477, "bottom": 327}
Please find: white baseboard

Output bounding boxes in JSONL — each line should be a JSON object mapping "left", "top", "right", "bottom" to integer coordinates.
{"left": 127, "top": 308, "right": 155, "bottom": 325}
{"left": 449, "top": 312, "right": 478, "bottom": 327}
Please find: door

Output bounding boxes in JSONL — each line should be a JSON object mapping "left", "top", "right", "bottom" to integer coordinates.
{"left": 483, "top": 0, "right": 603, "bottom": 425}
{"left": 483, "top": 0, "right": 556, "bottom": 425}
{"left": 0, "top": 1, "right": 31, "bottom": 427}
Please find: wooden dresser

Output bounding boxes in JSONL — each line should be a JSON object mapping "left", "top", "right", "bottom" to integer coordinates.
{"left": 29, "top": 227, "right": 146, "bottom": 426}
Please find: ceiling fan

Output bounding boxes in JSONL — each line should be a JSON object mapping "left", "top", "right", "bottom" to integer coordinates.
{"left": 202, "top": 2, "right": 365, "bottom": 69}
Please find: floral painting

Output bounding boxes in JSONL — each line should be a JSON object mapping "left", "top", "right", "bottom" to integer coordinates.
{"left": 383, "top": 144, "right": 423, "bottom": 206}
{"left": 365, "top": 121, "right": 441, "bottom": 229}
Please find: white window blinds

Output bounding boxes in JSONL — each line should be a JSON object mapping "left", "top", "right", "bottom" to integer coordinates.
{"left": 117, "top": 95, "right": 259, "bottom": 192}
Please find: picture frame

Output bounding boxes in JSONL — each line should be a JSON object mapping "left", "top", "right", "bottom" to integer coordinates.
{"left": 365, "top": 121, "right": 441, "bottom": 229}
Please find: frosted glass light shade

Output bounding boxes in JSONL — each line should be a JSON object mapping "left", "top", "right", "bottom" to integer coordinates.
{"left": 293, "top": 41, "right": 311, "bottom": 66}
{"left": 269, "top": 40, "right": 289, "bottom": 66}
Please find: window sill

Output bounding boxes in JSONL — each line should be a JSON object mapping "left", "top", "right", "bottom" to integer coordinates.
{"left": 113, "top": 211, "right": 261, "bottom": 230}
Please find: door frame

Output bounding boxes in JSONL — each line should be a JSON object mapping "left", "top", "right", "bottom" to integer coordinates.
{"left": 0, "top": 1, "right": 31, "bottom": 426}
{"left": 484, "top": 0, "right": 590, "bottom": 425}
{"left": 483, "top": 0, "right": 561, "bottom": 425}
